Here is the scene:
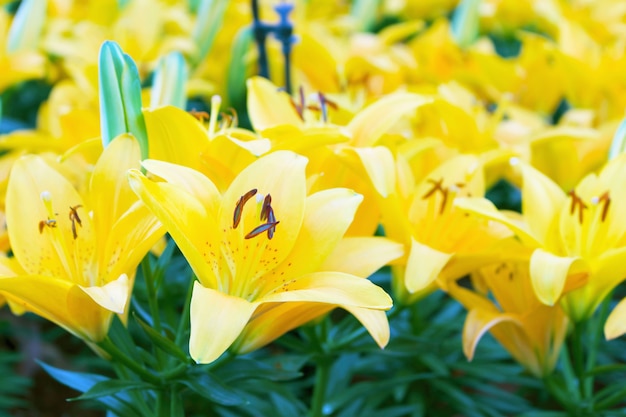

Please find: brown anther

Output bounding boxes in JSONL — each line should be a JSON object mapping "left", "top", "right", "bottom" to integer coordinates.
{"left": 38, "top": 218, "right": 57, "bottom": 233}
{"left": 568, "top": 190, "right": 588, "bottom": 224}
{"left": 260, "top": 194, "right": 272, "bottom": 222}
{"left": 233, "top": 189, "right": 258, "bottom": 229}
{"left": 245, "top": 221, "right": 280, "bottom": 240}
{"left": 228, "top": 107, "right": 239, "bottom": 128}
{"left": 69, "top": 205, "right": 83, "bottom": 240}
{"left": 219, "top": 112, "right": 233, "bottom": 129}
{"left": 597, "top": 191, "right": 611, "bottom": 222}
{"left": 188, "top": 109, "right": 210, "bottom": 122}
{"left": 422, "top": 178, "right": 449, "bottom": 214}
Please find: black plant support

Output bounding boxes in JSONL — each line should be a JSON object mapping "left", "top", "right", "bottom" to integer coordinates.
{"left": 251, "top": 0, "right": 296, "bottom": 94}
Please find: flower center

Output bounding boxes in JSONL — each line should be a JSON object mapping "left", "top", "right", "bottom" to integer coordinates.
{"left": 568, "top": 190, "right": 610, "bottom": 224}
{"left": 421, "top": 178, "right": 466, "bottom": 214}
{"left": 232, "top": 188, "right": 280, "bottom": 240}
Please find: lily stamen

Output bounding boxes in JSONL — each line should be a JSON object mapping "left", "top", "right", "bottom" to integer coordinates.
{"left": 38, "top": 218, "right": 57, "bottom": 233}
{"left": 69, "top": 205, "right": 83, "bottom": 240}
{"left": 244, "top": 221, "right": 280, "bottom": 240}
{"left": 422, "top": 178, "right": 449, "bottom": 214}
{"left": 568, "top": 190, "right": 588, "bottom": 224}
{"left": 233, "top": 189, "right": 258, "bottom": 229}
{"left": 591, "top": 191, "right": 611, "bottom": 222}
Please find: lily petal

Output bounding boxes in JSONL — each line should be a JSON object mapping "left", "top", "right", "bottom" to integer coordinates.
{"left": 265, "top": 188, "right": 363, "bottom": 284}
{"left": 320, "top": 237, "right": 404, "bottom": 277}
{"left": 262, "top": 272, "right": 392, "bottom": 309}
{"left": 189, "top": 282, "right": 258, "bottom": 364}
{"left": 246, "top": 77, "right": 303, "bottom": 131}
{"left": 342, "top": 306, "right": 390, "bottom": 348}
{"left": 89, "top": 133, "right": 141, "bottom": 238}
{"left": 605, "top": 297, "right": 626, "bottom": 340}
{"left": 128, "top": 169, "right": 219, "bottom": 289}
{"left": 404, "top": 238, "right": 453, "bottom": 293}
{"left": 235, "top": 303, "right": 335, "bottom": 354}
{"left": 347, "top": 92, "right": 433, "bottom": 146}
{"left": 463, "top": 308, "right": 521, "bottom": 360}
{"left": 79, "top": 274, "right": 129, "bottom": 314}
{"left": 143, "top": 106, "right": 210, "bottom": 173}
{"left": 519, "top": 163, "right": 566, "bottom": 245}
{"left": 0, "top": 275, "right": 110, "bottom": 341}
{"left": 454, "top": 197, "right": 540, "bottom": 247}
{"left": 530, "top": 248, "right": 587, "bottom": 306}
{"left": 142, "top": 159, "right": 221, "bottom": 216}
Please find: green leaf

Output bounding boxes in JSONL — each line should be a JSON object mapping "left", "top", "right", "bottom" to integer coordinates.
{"left": 134, "top": 315, "right": 190, "bottom": 363}
{"left": 151, "top": 52, "right": 188, "bottom": 109}
{"left": 227, "top": 26, "right": 253, "bottom": 115}
{"left": 192, "top": 0, "right": 229, "bottom": 66}
{"left": 179, "top": 372, "right": 245, "bottom": 406}
{"left": 107, "top": 315, "right": 144, "bottom": 363}
{"left": 217, "top": 357, "right": 304, "bottom": 382}
{"left": 73, "top": 380, "right": 154, "bottom": 401}
{"left": 38, "top": 361, "right": 144, "bottom": 417}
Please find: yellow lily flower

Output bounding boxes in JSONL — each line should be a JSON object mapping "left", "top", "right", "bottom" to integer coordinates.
{"left": 455, "top": 154, "right": 626, "bottom": 322}
{"left": 449, "top": 259, "right": 568, "bottom": 378}
{"left": 0, "top": 134, "right": 164, "bottom": 343}
{"left": 143, "top": 104, "right": 271, "bottom": 193}
{"left": 346, "top": 146, "right": 513, "bottom": 304}
{"left": 128, "top": 150, "right": 397, "bottom": 364}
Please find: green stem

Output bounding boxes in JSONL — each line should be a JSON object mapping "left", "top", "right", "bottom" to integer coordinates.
{"left": 159, "top": 363, "right": 189, "bottom": 380}
{"left": 112, "top": 363, "right": 154, "bottom": 416}
{"left": 175, "top": 274, "right": 196, "bottom": 347}
{"left": 570, "top": 321, "right": 586, "bottom": 400}
{"left": 100, "top": 338, "right": 162, "bottom": 385}
{"left": 170, "top": 384, "right": 182, "bottom": 417}
{"left": 142, "top": 256, "right": 163, "bottom": 334}
{"left": 310, "top": 357, "right": 332, "bottom": 417}
{"left": 156, "top": 386, "right": 168, "bottom": 417}
{"left": 587, "top": 295, "right": 613, "bottom": 403}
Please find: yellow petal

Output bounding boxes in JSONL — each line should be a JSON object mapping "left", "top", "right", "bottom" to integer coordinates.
{"left": 320, "top": 237, "right": 404, "bottom": 278}
{"left": 89, "top": 133, "right": 141, "bottom": 238}
{"left": 347, "top": 93, "right": 433, "bottom": 147}
{"left": 454, "top": 197, "right": 540, "bottom": 247}
{"left": 404, "top": 238, "right": 453, "bottom": 293}
{"left": 261, "top": 272, "right": 392, "bottom": 310}
{"left": 142, "top": 159, "right": 221, "bottom": 216}
{"left": 343, "top": 306, "right": 390, "bottom": 348}
{"left": 246, "top": 77, "right": 303, "bottom": 131}
{"left": 519, "top": 163, "right": 566, "bottom": 245}
{"left": 105, "top": 201, "right": 164, "bottom": 283}
{"left": 79, "top": 273, "right": 129, "bottom": 314}
{"left": 530, "top": 248, "right": 587, "bottom": 306}
{"left": 265, "top": 188, "right": 363, "bottom": 284}
{"left": 343, "top": 146, "right": 396, "bottom": 197}
{"left": 189, "top": 282, "right": 258, "bottom": 364}
{"left": 463, "top": 308, "right": 521, "bottom": 360}
{"left": 0, "top": 275, "right": 111, "bottom": 341}
{"left": 128, "top": 170, "right": 219, "bottom": 289}
{"left": 235, "top": 303, "right": 335, "bottom": 354}
{"left": 144, "top": 106, "right": 210, "bottom": 173}
{"left": 605, "top": 297, "right": 626, "bottom": 340}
